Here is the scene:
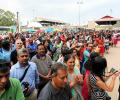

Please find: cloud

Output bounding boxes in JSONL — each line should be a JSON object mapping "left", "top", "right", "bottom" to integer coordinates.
{"left": 0, "top": 0, "right": 22, "bottom": 12}
{"left": 0, "top": 0, "right": 120, "bottom": 25}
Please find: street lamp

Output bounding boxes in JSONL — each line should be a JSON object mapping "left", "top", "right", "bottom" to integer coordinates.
{"left": 77, "top": 1, "right": 83, "bottom": 26}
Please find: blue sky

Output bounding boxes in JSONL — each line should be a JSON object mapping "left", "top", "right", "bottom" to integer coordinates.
{"left": 0, "top": 0, "right": 120, "bottom": 25}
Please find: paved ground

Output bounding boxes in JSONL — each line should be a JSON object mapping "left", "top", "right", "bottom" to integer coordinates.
{"left": 104, "top": 41, "right": 120, "bottom": 100}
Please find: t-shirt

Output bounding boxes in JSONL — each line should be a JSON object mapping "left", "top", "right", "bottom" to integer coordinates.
{"left": 38, "top": 81, "right": 72, "bottom": 100}
{"left": 10, "top": 50, "right": 18, "bottom": 65}
{"left": 31, "top": 54, "right": 52, "bottom": 75}
{"left": 0, "top": 78, "right": 25, "bottom": 100}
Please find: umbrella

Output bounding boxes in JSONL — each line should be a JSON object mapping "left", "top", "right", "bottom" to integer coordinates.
{"left": 36, "top": 29, "right": 44, "bottom": 33}
{"left": 45, "top": 28, "right": 54, "bottom": 33}
{"left": 27, "top": 28, "right": 36, "bottom": 33}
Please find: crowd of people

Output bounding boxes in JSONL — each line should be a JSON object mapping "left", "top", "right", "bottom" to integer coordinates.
{"left": 0, "top": 29, "right": 120, "bottom": 100}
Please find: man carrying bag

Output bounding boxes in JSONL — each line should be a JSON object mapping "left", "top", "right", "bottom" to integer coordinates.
{"left": 10, "top": 48, "right": 39, "bottom": 100}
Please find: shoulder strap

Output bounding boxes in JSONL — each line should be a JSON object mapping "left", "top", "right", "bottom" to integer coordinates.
{"left": 0, "top": 48, "right": 3, "bottom": 53}
{"left": 19, "top": 65, "right": 30, "bottom": 82}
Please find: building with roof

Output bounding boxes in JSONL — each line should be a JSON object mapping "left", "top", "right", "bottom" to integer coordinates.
{"left": 95, "top": 15, "right": 120, "bottom": 25}
{"left": 33, "top": 17, "right": 68, "bottom": 26}
{"left": 0, "top": 26, "right": 16, "bottom": 33}
{"left": 87, "top": 15, "right": 120, "bottom": 30}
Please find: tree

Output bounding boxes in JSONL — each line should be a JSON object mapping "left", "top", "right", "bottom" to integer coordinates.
{"left": 0, "top": 9, "right": 16, "bottom": 26}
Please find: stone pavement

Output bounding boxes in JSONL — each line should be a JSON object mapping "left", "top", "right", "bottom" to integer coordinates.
{"left": 105, "top": 41, "right": 120, "bottom": 100}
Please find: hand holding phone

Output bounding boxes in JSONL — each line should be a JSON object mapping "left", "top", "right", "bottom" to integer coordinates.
{"left": 109, "top": 68, "right": 118, "bottom": 73}
{"left": 112, "top": 71, "right": 120, "bottom": 80}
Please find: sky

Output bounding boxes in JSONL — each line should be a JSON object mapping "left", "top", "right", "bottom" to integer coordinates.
{"left": 0, "top": 0, "right": 120, "bottom": 26}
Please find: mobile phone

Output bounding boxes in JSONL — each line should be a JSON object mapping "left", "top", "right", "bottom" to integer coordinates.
{"left": 109, "top": 68, "right": 117, "bottom": 73}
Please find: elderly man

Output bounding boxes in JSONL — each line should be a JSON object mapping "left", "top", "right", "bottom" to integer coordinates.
{"left": 0, "top": 60, "right": 25, "bottom": 100}
{"left": 10, "top": 39, "right": 24, "bottom": 65}
{"left": 10, "top": 48, "right": 39, "bottom": 100}
{"left": 38, "top": 62, "right": 72, "bottom": 100}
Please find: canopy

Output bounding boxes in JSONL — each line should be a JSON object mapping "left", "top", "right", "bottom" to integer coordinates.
{"left": 54, "top": 28, "right": 62, "bottom": 32}
{"left": 45, "top": 27, "right": 62, "bottom": 33}
{"left": 27, "top": 22, "right": 43, "bottom": 28}
{"left": 95, "top": 15, "right": 120, "bottom": 25}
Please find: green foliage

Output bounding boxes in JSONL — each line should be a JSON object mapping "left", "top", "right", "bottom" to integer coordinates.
{"left": 0, "top": 9, "right": 16, "bottom": 26}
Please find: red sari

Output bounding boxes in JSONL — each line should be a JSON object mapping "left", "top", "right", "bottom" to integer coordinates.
{"left": 82, "top": 70, "right": 90, "bottom": 100}
{"left": 98, "top": 39, "right": 105, "bottom": 56}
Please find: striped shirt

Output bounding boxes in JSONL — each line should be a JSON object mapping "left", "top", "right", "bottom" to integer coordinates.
{"left": 89, "top": 73, "right": 110, "bottom": 100}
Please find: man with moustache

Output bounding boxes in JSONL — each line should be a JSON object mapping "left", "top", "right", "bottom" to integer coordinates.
{"left": 10, "top": 48, "right": 39, "bottom": 100}
{"left": 38, "top": 62, "right": 72, "bottom": 100}
{"left": 0, "top": 60, "right": 25, "bottom": 100}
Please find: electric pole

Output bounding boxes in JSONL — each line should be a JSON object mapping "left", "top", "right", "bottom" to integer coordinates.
{"left": 16, "top": 11, "right": 19, "bottom": 33}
